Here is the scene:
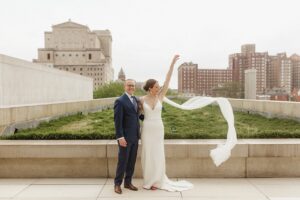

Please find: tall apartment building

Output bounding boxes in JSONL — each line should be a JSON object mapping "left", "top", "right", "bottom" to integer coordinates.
{"left": 33, "top": 20, "right": 114, "bottom": 90}
{"left": 241, "top": 44, "right": 256, "bottom": 54}
{"left": 178, "top": 62, "right": 232, "bottom": 96}
{"left": 268, "top": 53, "right": 292, "bottom": 92}
{"left": 229, "top": 44, "right": 268, "bottom": 95}
{"left": 178, "top": 62, "right": 198, "bottom": 95}
{"left": 179, "top": 44, "right": 299, "bottom": 98}
{"left": 291, "top": 54, "right": 300, "bottom": 90}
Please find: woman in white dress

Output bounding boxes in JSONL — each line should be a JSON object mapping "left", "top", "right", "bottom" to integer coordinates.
{"left": 139, "top": 55, "right": 193, "bottom": 192}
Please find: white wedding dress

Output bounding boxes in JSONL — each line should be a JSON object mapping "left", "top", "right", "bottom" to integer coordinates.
{"left": 141, "top": 100, "right": 193, "bottom": 192}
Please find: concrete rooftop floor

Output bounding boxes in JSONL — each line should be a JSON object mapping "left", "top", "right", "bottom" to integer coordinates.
{"left": 0, "top": 178, "right": 299, "bottom": 200}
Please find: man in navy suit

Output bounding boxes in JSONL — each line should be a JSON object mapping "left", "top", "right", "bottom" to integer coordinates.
{"left": 114, "top": 79, "right": 140, "bottom": 194}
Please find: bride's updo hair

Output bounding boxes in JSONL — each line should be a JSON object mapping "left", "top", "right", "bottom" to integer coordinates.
{"left": 143, "top": 79, "right": 158, "bottom": 92}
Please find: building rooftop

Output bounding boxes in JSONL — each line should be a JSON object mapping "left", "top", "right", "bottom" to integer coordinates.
{"left": 1, "top": 178, "right": 299, "bottom": 199}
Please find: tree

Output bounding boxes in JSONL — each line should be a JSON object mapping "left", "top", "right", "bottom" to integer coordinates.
{"left": 212, "top": 81, "right": 243, "bottom": 98}
{"left": 93, "top": 82, "right": 146, "bottom": 98}
{"left": 93, "top": 82, "right": 124, "bottom": 98}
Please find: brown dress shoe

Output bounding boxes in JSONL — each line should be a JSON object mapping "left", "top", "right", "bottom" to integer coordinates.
{"left": 114, "top": 185, "right": 122, "bottom": 194}
{"left": 124, "top": 183, "right": 138, "bottom": 191}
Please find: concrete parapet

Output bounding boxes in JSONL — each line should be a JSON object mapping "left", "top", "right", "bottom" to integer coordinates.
{"left": 0, "top": 139, "right": 299, "bottom": 178}
{"left": 229, "top": 99, "right": 300, "bottom": 121}
{"left": 0, "top": 98, "right": 116, "bottom": 136}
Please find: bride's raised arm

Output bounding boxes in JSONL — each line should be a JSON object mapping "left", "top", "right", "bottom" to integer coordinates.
{"left": 158, "top": 55, "right": 180, "bottom": 100}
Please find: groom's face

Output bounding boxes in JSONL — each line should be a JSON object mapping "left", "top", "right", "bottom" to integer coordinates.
{"left": 124, "top": 80, "right": 136, "bottom": 95}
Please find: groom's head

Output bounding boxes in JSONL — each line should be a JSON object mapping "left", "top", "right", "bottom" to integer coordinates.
{"left": 124, "top": 79, "right": 136, "bottom": 95}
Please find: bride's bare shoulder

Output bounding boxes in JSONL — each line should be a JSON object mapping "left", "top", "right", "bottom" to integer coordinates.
{"left": 139, "top": 95, "right": 146, "bottom": 102}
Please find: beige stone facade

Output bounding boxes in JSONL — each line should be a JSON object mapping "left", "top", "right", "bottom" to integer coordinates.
{"left": 33, "top": 20, "right": 114, "bottom": 90}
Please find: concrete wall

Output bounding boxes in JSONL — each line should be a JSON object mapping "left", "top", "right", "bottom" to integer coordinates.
{"left": 0, "top": 97, "right": 116, "bottom": 135}
{"left": 229, "top": 98, "right": 300, "bottom": 121}
{"left": 0, "top": 139, "right": 299, "bottom": 178}
{"left": 0, "top": 54, "right": 93, "bottom": 107}
{"left": 1, "top": 96, "right": 300, "bottom": 135}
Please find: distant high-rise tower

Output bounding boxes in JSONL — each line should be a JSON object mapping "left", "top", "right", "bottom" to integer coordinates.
{"left": 241, "top": 44, "right": 256, "bottom": 54}
{"left": 268, "top": 53, "right": 292, "bottom": 93}
{"left": 33, "top": 20, "right": 114, "bottom": 90}
{"left": 290, "top": 54, "right": 300, "bottom": 90}
{"left": 229, "top": 44, "right": 268, "bottom": 95}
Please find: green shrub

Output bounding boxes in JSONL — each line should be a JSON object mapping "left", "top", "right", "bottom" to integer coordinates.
{"left": 2, "top": 98, "right": 300, "bottom": 140}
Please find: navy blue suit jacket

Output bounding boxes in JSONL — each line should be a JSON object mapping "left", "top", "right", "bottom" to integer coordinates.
{"left": 114, "top": 93, "right": 140, "bottom": 143}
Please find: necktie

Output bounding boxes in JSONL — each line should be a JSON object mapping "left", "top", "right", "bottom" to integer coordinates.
{"left": 131, "top": 96, "right": 138, "bottom": 112}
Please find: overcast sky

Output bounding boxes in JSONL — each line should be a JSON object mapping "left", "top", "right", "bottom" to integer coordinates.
{"left": 1, "top": 0, "right": 300, "bottom": 88}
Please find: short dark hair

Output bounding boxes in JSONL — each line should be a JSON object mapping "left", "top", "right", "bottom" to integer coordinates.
{"left": 125, "top": 79, "right": 136, "bottom": 83}
{"left": 143, "top": 79, "right": 157, "bottom": 91}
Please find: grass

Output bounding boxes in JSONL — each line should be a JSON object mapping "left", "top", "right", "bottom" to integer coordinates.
{"left": 2, "top": 98, "right": 300, "bottom": 140}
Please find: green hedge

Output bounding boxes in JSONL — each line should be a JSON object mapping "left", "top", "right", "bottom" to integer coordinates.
{"left": 2, "top": 99, "right": 300, "bottom": 140}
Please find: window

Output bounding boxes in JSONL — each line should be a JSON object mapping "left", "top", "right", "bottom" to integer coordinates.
{"left": 47, "top": 53, "right": 50, "bottom": 60}
{"left": 80, "top": 68, "right": 82, "bottom": 71}
{"left": 73, "top": 68, "right": 76, "bottom": 71}
{"left": 89, "top": 53, "right": 92, "bottom": 60}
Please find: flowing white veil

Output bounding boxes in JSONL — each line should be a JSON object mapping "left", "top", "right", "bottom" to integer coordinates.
{"left": 163, "top": 96, "right": 237, "bottom": 167}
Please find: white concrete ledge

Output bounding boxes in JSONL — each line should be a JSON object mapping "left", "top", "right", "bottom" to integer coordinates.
{"left": 229, "top": 98, "right": 300, "bottom": 121}
{"left": 0, "top": 139, "right": 300, "bottom": 178}
{"left": 0, "top": 97, "right": 116, "bottom": 135}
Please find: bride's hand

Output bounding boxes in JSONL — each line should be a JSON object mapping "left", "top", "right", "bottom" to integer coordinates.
{"left": 171, "top": 55, "right": 180, "bottom": 65}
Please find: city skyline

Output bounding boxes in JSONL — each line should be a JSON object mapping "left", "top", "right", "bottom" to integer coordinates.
{"left": 178, "top": 44, "right": 300, "bottom": 98}
{"left": 1, "top": 0, "right": 300, "bottom": 88}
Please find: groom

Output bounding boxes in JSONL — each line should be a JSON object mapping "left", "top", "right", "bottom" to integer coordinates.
{"left": 114, "top": 79, "right": 140, "bottom": 194}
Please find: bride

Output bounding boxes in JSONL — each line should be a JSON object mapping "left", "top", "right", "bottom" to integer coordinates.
{"left": 139, "top": 55, "right": 193, "bottom": 192}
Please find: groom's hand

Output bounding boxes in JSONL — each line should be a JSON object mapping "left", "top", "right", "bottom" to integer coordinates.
{"left": 118, "top": 138, "right": 127, "bottom": 147}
